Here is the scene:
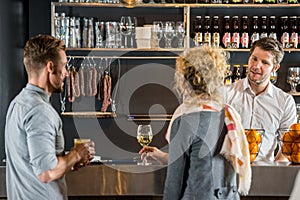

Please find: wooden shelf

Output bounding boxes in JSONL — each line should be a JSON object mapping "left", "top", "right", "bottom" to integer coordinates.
{"left": 128, "top": 114, "right": 172, "bottom": 121}
{"left": 61, "top": 112, "right": 116, "bottom": 118}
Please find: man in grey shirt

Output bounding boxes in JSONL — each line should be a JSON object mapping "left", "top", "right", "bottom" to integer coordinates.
{"left": 5, "top": 34, "right": 95, "bottom": 200}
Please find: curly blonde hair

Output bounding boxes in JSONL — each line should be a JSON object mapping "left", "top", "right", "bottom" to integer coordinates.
{"left": 174, "top": 45, "right": 229, "bottom": 105}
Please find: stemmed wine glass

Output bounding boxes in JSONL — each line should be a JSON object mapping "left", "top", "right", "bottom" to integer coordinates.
{"left": 137, "top": 124, "right": 153, "bottom": 166}
{"left": 164, "top": 21, "right": 175, "bottom": 48}
{"left": 152, "top": 21, "right": 163, "bottom": 48}
{"left": 287, "top": 67, "right": 300, "bottom": 94}
{"left": 120, "top": 16, "right": 132, "bottom": 48}
{"left": 175, "top": 21, "right": 185, "bottom": 48}
{"left": 130, "top": 17, "right": 137, "bottom": 48}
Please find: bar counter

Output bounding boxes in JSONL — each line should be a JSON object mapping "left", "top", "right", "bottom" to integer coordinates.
{"left": 1, "top": 162, "right": 300, "bottom": 198}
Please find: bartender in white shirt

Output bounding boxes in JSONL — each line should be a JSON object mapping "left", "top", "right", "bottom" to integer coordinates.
{"left": 224, "top": 37, "right": 297, "bottom": 162}
{"left": 139, "top": 37, "right": 297, "bottom": 164}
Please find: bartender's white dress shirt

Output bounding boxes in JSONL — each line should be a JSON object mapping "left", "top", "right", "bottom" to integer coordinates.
{"left": 223, "top": 78, "right": 297, "bottom": 162}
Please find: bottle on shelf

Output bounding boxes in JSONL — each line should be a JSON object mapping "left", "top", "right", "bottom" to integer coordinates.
{"left": 193, "top": 16, "right": 203, "bottom": 47}
{"left": 269, "top": 16, "right": 277, "bottom": 41}
{"left": 260, "top": 16, "right": 268, "bottom": 39}
{"left": 203, "top": 16, "right": 211, "bottom": 46}
{"left": 288, "top": 0, "right": 298, "bottom": 3}
{"left": 224, "top": 64, "right": 232, "bottom": 85}
{"left": 253, "top": 0, "right": 263, "bottom": 3}
{"left": 264, "top": 0, "right": 276, "bottom": 3}
{"left": 211, "top": 16, "right": 220, "bottom": 47}
{"left": 241, "top": 16, "right": 250, "bottom": 49}
{"left": 222, "top": 16, "right": 231, "bottom": 49}
{"left": 241, "top": 64, "right": 248, "bottom": 79}
{"left": 289, "top": 16, "right": 298, "bottom": 48}
{"left": 280, "top": 16, "right": 289, "bottom": 48}
{"left": 232, "top": 64, "right": 241, "bottom": 83}
{"left": 231, "top": 0, "right": 243, "bottom": 3}
{"left": 165, "top": 0, "right": 174, "bottom": 3}
{"left": 250, "top": 16, "right": 260, "bottom": 46}
{"left": 231, "top": 16, "right": 240, "bottom": 49}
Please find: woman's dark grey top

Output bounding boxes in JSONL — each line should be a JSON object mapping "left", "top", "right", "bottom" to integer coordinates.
{"left": 163, "top": 111, "right": 240, "bottom": 200}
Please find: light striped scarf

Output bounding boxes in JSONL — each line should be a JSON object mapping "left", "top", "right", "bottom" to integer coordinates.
{"left": 220, "top": 104, "right": 252, "bottom": 195}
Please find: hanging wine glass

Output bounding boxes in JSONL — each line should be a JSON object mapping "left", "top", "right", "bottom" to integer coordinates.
{"left": 120, "top": 16, "right": 132, "bottom": 48}
{"left": 137, "top": 124, "right": 153, "bottom": 166}
{"left": 287, "top": 67, "right": 300, "bottom": 94}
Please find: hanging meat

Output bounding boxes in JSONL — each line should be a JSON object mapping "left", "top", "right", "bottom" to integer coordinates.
{"left": 101, "top": 72, "right": 112, "bottom": 112}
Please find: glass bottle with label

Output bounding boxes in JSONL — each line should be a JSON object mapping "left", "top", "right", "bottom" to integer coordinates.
{"left": 241, "top": 16, "right": 249, "bottom": 49}
{"left": 232, "top": 64, "right": 241, "bottom": 83}
{"left": 193, "top": 16, "right": 203, "bottom": 47}
{"left": 203, "top": 16, "right": 211, "bottom": 46}
{"left": 211, "top": 16, "right": 220, "bottom": 47}
{"left": 222, "top": 16, "right": 231, "bottom": 48}
{"left": 231, "top": 16, "right": 240, "bottom": 49}
{"left": 269, "top": 16, "right": 277, "bottom": 41}
{"left": 280, "top": 16, "right": 289, "bottom": 48}
{"left": 251, "top": 16, "right": 260, "bottom": 46}
{"left": 289, "top": 16, "right": 298, "bottom": 48}
{"left": 260, "top": 16, "right": 268, "bottom": 39}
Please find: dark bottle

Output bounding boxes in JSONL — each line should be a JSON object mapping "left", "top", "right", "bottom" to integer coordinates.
{"left": 264, "top": 0, "right": 276, "bottom": 3}
{"left": 232, "top": 64, "right": 241, "bottom": 83}
{"left": 153, "top": 0, "right": 162, "bottom": 3}
{"left": 185, "top": 0, "right": 196, "bottom": 3}
{"left": 260, "top": 16, "right": 268, "bottom": 39}
{"left": 280, "top": 16, "right": 289, "bottom": 48}
{"left": 231, "top": 16, "right": 240, "bottom": 49}
{"left": 288, "top": 0, "right": 298, "bottom": 3}
{"left": 197, "top": 0, "right": 210, "bottom": 3}
{"left": 289, "top": 16, "right": 298, "bottom": 48}
{"left": 224, "top": 65, "right": 232, "bottom": 85}
{"left": 251, "top": 16, "right": 260, "bottom": 46}
{"left": 241, "top": 16, "right": 250, "bottom": 49}
{"left": 193, "top": 16, "right": 203, "bottom": 47}
{"left": 203, "top": 16, "right": 211, "bottom": 46}
{"left": 269, "top": 16, "right": 277, "bottom": 41}
{"left": 175, "top": 0, "right": 184, "bottom": 3}
{"left": 222, "top": 16, "right": 231, "bottom": 48}
{"left": 165, "top": 0, "right": 174, "bottom": 2}
{"left": 241, "top": 64, "right": 248, "bottom": 79}
{"left": 142, "top": 0, "right": 151, "bottom": 3}
{"left": 211, "top": 16, "right": 220, "bottom": 47}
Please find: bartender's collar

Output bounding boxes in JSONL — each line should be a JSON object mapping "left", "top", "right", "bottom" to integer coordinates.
{"left": 243, "top": 78, "right": 274, "bottom": 98}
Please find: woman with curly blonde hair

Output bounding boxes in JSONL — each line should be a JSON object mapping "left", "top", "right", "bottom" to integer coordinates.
{"left": 162, "top": 45, "right": 251, "bottom": 200}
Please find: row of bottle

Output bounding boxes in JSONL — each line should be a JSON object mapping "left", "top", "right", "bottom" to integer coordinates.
{"left": 193, "top": 15, "right": 300, "bottom": 49}
{"left": 142, "top": 0, "right": 299, "bottom": 3}
{"left": 224, "top": 64, "right": 248, "bottom": 85}
{"left": 54, "top": 13, "right": 137, "bottom": 48}
{"left": 58, "top": 0, "right": 120, "bottom": 3}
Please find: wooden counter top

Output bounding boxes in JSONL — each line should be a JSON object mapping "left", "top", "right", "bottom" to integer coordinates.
{"left": 1, "top": 162, "right": 300, "bottom": 197}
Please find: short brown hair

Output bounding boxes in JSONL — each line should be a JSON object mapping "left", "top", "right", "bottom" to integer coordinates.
{"left": 23, "top": 34, "right": 66, "bottom": 73}
{"left": 249, "top": 37, "right": 284, "bottom": 66}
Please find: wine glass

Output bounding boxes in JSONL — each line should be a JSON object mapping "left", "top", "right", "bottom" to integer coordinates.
{"left": 287, "top": 67, "right": 300, "bottom": 94}
{"left": 164, "top": 21, "right": 175, "bottom": 48}
{"left": 175, "top": 21, "right": 185, "bottom": 48}
{"left": 270, "top": 71, "right": 278, "bottom": 84}
{"left": 120, "top": 16, "right": 132, "bottom": 48}
{"left": 137, "top": 124, "right": 153, "bottom": 166}
{"left": 130, "top": 16, "right": 137, "bottom": 48}
{"left": 152, "top": 21, "right": 163, "bottom": 48}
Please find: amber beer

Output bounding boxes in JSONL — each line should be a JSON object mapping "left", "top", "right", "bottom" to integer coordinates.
{"left": 74, "top": 138, "right": 91, "bottom": 147}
